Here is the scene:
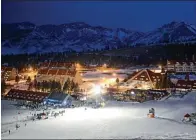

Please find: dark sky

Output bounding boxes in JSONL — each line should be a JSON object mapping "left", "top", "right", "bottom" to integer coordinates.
{"left": 2, "top": 1, "right": 196, "bottom": 32}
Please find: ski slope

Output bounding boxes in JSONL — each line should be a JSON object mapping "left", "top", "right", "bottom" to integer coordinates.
{"left": 2, "top": 92, "right": 196, "bottom": 139}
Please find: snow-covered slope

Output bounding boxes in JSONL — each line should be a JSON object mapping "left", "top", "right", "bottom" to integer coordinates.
{"left": 134, "top": 21, "right": 196, "bottom": 45}
{"left": 2, "top": 92, "right": 196, "bottom": 139}
{"left": 2, "top": 21, "right": 196, "bottom": 54}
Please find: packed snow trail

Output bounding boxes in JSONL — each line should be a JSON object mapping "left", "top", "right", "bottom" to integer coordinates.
{"left": 2, "top": 92, "right": 196, "bottom": 139}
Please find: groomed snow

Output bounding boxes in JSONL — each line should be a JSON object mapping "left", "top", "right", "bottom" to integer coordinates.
{"left": 2, "top": 92, "right": 196, "bottom": 139}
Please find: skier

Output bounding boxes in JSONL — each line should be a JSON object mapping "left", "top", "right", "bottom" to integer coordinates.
{"left": 16, "top": 124, "right": 19, "bottom": 130}
{"left": 25, "top": 123, "right": 27, "bottom": 126}
{"left": 8, "top": 130, "right": 10, "bottom": 135}
{"left": 148, "top": 108, "right": 155, "bottom": 118}
{"left": 151, "top": 108, "right": 155, "bottom": 114}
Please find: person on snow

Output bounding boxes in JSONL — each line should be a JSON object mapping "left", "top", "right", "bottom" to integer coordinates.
{"left": 151, "top": 108, "right": 155, "bottom": 114}
{"left": 148, "top": 108, "right": 155, "bottom": 117}
{"left": 9, "top": 130, "right": 10, "bottom": 134}
{"left": 16, "top": 124, "right": 19, "bottom": 130}
{"left": 25, "top": 123, "right": 27, "bottom": 126}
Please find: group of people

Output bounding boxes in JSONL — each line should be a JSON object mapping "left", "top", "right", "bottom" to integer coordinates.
{"left": 8, "top": 123, "right": 27, "bottom": 135}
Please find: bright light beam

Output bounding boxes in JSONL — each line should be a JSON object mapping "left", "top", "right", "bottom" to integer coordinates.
{"left": 93, "top": 85, "right": 101, "bottom": 95}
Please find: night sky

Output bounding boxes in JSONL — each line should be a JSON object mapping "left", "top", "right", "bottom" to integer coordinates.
{"left": 2, "top": 1, "right": 196, "bottom": 32}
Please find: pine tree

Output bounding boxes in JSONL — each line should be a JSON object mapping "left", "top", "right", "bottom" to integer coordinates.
{"left": 70, "top": 80, "right": 75, "bottom": 91}
{"left": 57, "top": 82, "right": 61, "bottom": 91}
{"left": 1, "top": 79, "right": 6, "bottom": 94}
{"left": 45, "top": 81, "right": 49, "bottom": 92}
{"left": 63, "top": 81, "right": 68, "bottom": 92}
{"left": 41, "top": 82, "right": 45, "bottom": 92}
{"left": 160, "top": 73, "right": 168, "bottom": 89}
{"left": 27, "top": 76, "right": 31, "bottom": 83}
{"left": 74, "top": 83, "right": 79, "bottom": 92}
{"left": 116, "top": 78, "right": 119, "bottom": 89}
{"left": 48, "top": 80, "right": 52, "bottom": 91}
{"left": 51, "top": 80, "right": 55, "bottom": 91}
{"left": 66, "top": 78, "right": 71, "bottom": 93}
{"left": 15, "top": 75, "right": 20, "bottom": 83}
{"left": 37, "top": 82, "right": 41, "bottom": 91}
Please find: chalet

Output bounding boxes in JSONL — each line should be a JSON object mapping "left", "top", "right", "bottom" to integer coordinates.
{"left": 175, "top": 80, "right": 196, "bottom": 89}
{"left": 1, "top": 66, "right": 17, "bottom": 81}
{"left": 36, "top": 68, "right": 82, "bottom": 89}
{"left": 4, "top": 89, "right": 49, "bottom": 103}
{"left": 166, "top": 60, "right": 196, "bottom": 73}
{"left": 126, "top": 69, "right": 163, "bottom": 89}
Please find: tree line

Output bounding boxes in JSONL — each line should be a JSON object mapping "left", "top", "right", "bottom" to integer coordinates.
{"left": 1, "top": 43, "right": 196, "bottom": 69}
{"left": 34, "top": 80, "right": 61, "bottom": 92}
{"left": 33, "top": 78, "right": 80, "bottom": 93}
{"left": 154, "top": 72, "right": 175, "bottom": 89}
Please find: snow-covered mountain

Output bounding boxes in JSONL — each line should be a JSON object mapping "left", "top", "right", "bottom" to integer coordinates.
{"left": 134, "top": 21, "right": 196, "bottom": 46}
{"left": 2, "top": 21, "right": 196, "bottom": 54}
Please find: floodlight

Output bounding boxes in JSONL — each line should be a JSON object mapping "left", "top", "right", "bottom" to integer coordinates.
{"left": 93, "top": 85, "right": 101, "bottom": 95}
{"left": 131, "top": 91, "right": 135, "bottom": 95}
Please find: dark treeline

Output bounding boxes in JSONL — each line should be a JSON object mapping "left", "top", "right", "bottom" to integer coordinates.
{"left": 2, "top": 43, "right": 196, "bottom": 69}
{"left": 33, "top": 78, "right": 79, "bottom": 93}
{"left": 35, "top": 80, "right": 61, "bottom": 92}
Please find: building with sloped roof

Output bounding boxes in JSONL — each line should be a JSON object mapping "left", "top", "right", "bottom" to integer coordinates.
{"left": 126, "top": 69, "right": 163, "bottom": 89}
{"left": 175, "top": 80, "right": 196, "bottom": 89}
{"left": 4, "top": 89, "right": 49, "bottom": 103}
{"left": 45, "top": 91, "right": 73, "bottom": 106}
{"left": 36, "top": 62, "right": 82, "bottom": 90}
{"left": 166, "top": 60, "right": 196, "bottom": 73}
{"left": 36, "top": 68, "right": 82, "bottom": 90}
{"left": 1, "top": 66, "right": 17, "bottom": 81}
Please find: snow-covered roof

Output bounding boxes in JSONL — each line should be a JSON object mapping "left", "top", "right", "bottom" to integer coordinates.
{"left": 5, "top": 89, "right": 49, "bottom": 102}
{"left": 167, "top": 60, "right": 196, "bottom": 65}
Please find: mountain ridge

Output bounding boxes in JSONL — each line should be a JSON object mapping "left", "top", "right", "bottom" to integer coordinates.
{"left": 2, "top": 21, "right": 196, "bottom": 55}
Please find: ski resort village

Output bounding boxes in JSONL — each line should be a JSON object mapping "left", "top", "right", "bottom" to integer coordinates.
{"left": 1, "top": 58, "right": 196, "bottom": 139}
{"left": 1, "top": 1, "right": 196, "bottom": 139}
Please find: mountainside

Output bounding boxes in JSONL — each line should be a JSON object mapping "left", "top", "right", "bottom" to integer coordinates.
{"left": 2, "top": 21, "right": 196, "bottom": 54}
{"left": 133, "top": 21, "right": 196, "bottom": 45}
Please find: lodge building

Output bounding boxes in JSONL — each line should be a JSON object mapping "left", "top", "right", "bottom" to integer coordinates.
{"left": 4, "top": 89, "right": 49, "bottom": 103}
{"left": 175, "top": 80, "right": 196, "bottom": 89}
{"left": 1, "top": 66, "right": 17, "bottom": 81}
{"left": 166, "top": 60, "right": 196, "bottom": 73}
{"left": 36, "top": 62, "right": 82, "bottom": 90}
{"left": 126, "top": 69, "right": 163, "bottom": 89}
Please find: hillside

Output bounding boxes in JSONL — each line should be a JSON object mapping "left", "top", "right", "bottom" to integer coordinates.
{"left": 2, "top": 92, "right": 196, "bottom": 139}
